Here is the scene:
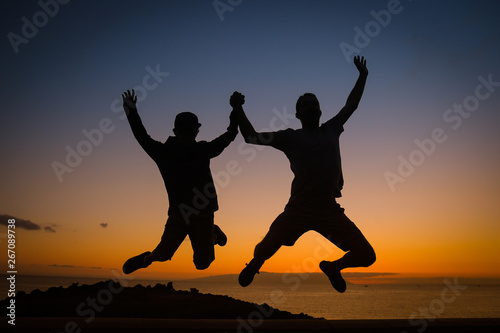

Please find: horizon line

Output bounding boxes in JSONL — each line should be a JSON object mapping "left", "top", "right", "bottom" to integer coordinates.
{"left": 3, "top": 272, "right": 500, "bottom": 280}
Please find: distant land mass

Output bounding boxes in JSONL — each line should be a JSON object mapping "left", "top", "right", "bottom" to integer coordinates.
{"left": 181, "top": 271, "right": 355, "bottom": 287}
{"left": 0, "top": 280, "right": 317, "bottom": 319}
{"left": 175, "top": 271, "right": 399, "bottom": 286}
{"left": 179, "top": 272, "right": 498, "bottom": 286}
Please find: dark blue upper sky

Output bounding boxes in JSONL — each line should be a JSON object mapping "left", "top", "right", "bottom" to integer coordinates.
{"left": 2, "top": 0, "right": 500, "bottom": 188}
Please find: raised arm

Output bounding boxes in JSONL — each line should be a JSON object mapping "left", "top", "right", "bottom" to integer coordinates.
{"left": 122, "top": 89, "right": 161, "bottom": 157}
{"left": 334, "top": 56, "right": 369, "bottom": 125}
{"left": 230, "top": 91, "right": 273, "bottom": 145}
{"left": 205, "top": 107, "right": 240, "bottom": 158}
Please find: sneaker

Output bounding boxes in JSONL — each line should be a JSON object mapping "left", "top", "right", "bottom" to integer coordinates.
{"left": 122, "top": 251, "right": 151, "bottom": 274}
{"left": 238, "top": 261, "right": 260, "bottom": 287}
{"left": 319, "top": 261, "right": 346, "bottom": 293}
{"left": 213, "top": 225, "right": 227, "bottom": 246}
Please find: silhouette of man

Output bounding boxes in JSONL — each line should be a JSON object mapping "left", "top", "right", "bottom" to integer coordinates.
{"left": 232, "top": 56, "right": 376, "bottom": 293}
{"left": 121, "top": 90, "right": 238, "bottom": 274}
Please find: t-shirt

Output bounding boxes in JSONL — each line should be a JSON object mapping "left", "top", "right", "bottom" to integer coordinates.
{"left": 264, "top": 115, "right": 344, "bottom": 209}
{"left": 154, "top": 136, "right": 235, "bottom": 215}
{"left": 126, "top": 109, "right": 237, "bottom": 216}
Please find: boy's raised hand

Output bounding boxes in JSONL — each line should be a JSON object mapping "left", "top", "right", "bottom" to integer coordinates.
{"left": 122, "top": 89, "right": 138, "bottom": 115}
{"left": 230, "top": 91, "right": 245, "bottom": 109}
{"left": 353, "top": 56, "right": 368, "bottom": 76}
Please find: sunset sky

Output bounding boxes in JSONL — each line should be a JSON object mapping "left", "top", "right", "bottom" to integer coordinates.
{"left": 1, "top": 0, "right": 499, "bottom": 281}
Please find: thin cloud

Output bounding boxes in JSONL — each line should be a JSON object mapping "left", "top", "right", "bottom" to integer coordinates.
{"left": 44, "top": 226, "right": 57, "bottom": 233}
{"left": 50, "top": 264, "right": 76, "bottom": 268}
{"left": 1, "top": 214, "right": 58, "bottom": 232}
{"left": 0, "top": 214, "right": 41, "bottom": 230}
{"left": 343, "top": 272, "right": 399, "bottom": 278}
{"left": 49, "top": 264, "right": 102, "bottom": 270}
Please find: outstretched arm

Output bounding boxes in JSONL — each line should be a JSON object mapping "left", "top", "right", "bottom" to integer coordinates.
{"left": 230, "top": 91, "right": 272, "bottom": 145}
{"left": 122, "top": 89, "right": 160, "bottom": 157}
{"left": 335, "top": 56, "right": 369, "bottom": 126}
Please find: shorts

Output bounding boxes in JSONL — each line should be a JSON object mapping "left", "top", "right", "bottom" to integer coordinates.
{"left": 152, "top": 211, "right": 215, "bottom": 269}
{"left": 267, "top": 203, "right": 368, "bottom": 251}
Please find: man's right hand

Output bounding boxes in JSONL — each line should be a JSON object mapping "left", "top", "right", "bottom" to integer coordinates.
{"left": 353, "top": 56, "right": 368, "bottom": 76}
{"left": 122, "top": 89, "right": 138, "bottom": 115}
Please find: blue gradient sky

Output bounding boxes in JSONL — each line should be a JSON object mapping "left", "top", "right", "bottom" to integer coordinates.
{"left": 1, "top": 0, "right": 500, "bottom": 279}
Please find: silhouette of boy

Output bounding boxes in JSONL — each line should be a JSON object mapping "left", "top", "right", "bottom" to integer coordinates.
{"left": 232, "top": 56, "right": 375, "bottom": 293}
{"left": 121, "top": 90, "right": 238, "bottom": 274}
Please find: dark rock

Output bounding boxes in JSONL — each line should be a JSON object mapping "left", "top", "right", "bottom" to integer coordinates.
{"left": 0, "top": 280, "right": 318, "bottom": 320}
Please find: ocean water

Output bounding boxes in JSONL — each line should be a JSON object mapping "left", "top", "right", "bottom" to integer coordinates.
{"left": 2, "top": 274, "right": 499, "bottom": 320}
{"left": 171, "top": 280, "right": 500, "bottom": 319}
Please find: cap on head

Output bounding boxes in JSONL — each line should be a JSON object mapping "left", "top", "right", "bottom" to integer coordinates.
{"left": 174, "top": 112, "right": 201, "bottom": 130}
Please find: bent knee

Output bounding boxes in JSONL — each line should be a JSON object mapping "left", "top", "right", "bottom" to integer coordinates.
{"left": 195, "top": 263, "right": 210, "bottom": 270}
{"left": 351, "top": 240, "right": 376, "bottom": 267}
{"left": 363, "top": 245, "right": 376, "bottom": 266}
{"left": 194, "top": 258, "right": 214, "bottom": 270}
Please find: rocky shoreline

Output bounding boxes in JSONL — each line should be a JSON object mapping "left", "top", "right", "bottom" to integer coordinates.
{"left": 1, "top": 280, "right": 317, "bottom": 320}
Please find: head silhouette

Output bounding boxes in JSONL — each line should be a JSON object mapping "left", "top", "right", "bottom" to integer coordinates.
{"left": 173, "top": 112, "right": 201, "bottom": 144}
{"left": 296, "top": 93, "right": 321, "bottom": 129}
